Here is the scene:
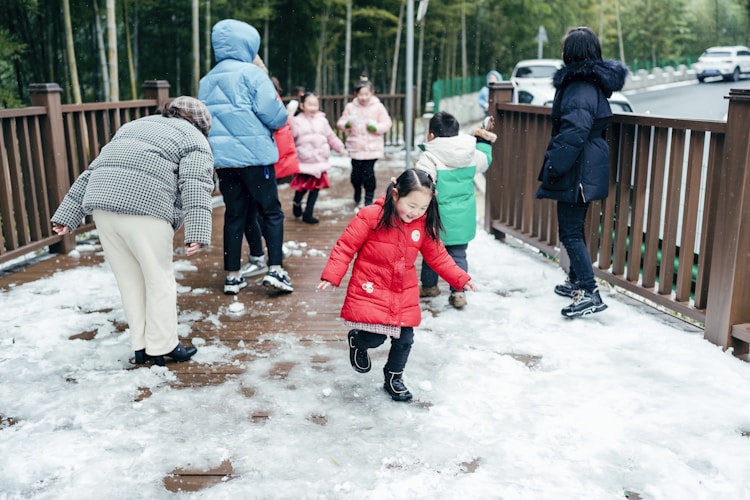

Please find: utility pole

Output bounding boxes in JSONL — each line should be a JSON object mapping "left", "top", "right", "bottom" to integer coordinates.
{"left": 405, "top": 0, "right": 415, "bottom": 167}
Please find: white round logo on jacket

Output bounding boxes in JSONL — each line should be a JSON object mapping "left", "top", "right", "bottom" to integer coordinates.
{"left": 411, "top": 230, "right": 420, "bottom": 242}
{"left": 362, "top": 281, "right": 374, "bottom": 293}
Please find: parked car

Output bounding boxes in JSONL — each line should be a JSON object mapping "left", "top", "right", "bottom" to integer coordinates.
{"left": 510, "top": 59, "right": 564, "bottom": 87}
{"left": 513, "top": 78, "right": 634, "bottom": 113}
{"left": 693, "top": 46, "right": 750, "bottom": 82}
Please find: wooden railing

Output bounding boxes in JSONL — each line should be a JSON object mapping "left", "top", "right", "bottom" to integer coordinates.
{"left": 0, "top": 81, "right": 170, "bottom": 261}
{"left": 486, "top": 82, "right": 750, "bottom": 354}
{"left": 0, "top": 81, "right": 412, "bottom": 266}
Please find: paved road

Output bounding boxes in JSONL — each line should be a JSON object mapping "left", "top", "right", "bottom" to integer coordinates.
{"left": 626, "top": 77, "right": 750, "bottom": 120}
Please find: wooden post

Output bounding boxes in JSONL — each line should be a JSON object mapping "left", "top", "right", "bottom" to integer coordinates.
{"left": 142, "top": 80, "right": 171, "bottom": 109}
{"left": 485, "top": 81, "right": 514, "bottom": 236}
{"left": 704, "top": 89, "right": 750, "bottom": 355}
{"left": 28, "top": 83, "right": 74, "bottom": 254}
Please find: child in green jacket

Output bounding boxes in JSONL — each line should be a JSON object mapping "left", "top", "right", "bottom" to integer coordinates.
{"left": 415, "top": 111, "right": 490, "bottom": 309}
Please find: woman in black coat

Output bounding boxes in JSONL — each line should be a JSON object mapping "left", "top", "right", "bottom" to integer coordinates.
{"left": 536, "top": 27, "right": 628, "bottom": 318}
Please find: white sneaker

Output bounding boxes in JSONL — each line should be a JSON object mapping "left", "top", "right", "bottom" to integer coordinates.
{"left": 262, "top": 268, "right": 294, "bottom": 293}
{"left": 240, "top": 255, "right": 268, "bottom": 278}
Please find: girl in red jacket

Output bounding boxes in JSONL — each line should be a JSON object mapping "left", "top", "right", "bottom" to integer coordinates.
{"left": 318, "top": 169, "right": 476, "bottom": 401}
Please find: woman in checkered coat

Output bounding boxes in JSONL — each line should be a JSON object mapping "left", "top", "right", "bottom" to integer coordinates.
{"left": 51, "top": 96, "right": 215, "bottom": 367}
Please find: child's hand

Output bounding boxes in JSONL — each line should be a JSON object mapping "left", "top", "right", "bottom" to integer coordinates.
{"left": 463, "top": 281, "right": 477, "bottom": 292}
{"left": 317, "top": 280, "right": 336, "bottom": 290}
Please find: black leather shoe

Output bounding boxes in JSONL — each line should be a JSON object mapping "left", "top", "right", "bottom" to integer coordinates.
{"left": 152, "top": 343, "right": 198, "bottom": 367}
{"left": 133, "top": 349, "right": 151, "bottom": 364}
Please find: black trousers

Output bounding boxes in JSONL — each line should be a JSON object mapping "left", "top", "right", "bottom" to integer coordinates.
{"left": 350, "top": 159, "right": 377, "bottom": 205}
{"left": 353, "top": 327, "right": 414, "bottom": 373}
{"left": 217, "top": 166, "right": 285, "bottom": 270}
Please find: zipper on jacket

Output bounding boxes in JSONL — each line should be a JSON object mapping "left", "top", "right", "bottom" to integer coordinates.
{"left": 579, "top": 183, "right": 586, "bottom": 203}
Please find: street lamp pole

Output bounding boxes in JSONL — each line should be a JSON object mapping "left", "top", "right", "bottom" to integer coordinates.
{"left": 405, "top": 0, "right": 415, "bottom": 168}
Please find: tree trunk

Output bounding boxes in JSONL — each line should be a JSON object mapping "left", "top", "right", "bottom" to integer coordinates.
{"left": 616, "top": 0, "right": 625, "bottom": 62}
{"left": 205, "top": 0, "right": 211, "bottom": 74}
{"left": 123, "top": 0, "right": 137, "bottom": 100}
{"left": 193, "top": 0, "right": 200, "bottom": 96}
{"left": 460, "top": 1, "right": 467, "bottom": 93}
{"left": 263, "top": 7, "right": 270, "bottom": 67}
{"left": 62, "top": 0, "right": 82, "bottom": 103}
{"left": 95, "top": 0, "right": 111, "bottom": 101}
{"left": 344, "top": 0, "right": 351, "bottom": 93}
{"left": 106, "top": 0, "right": 119, "bottom": 101}
{"left": 416, "top": 17, "right": 424, "bottom": 115}
{"left": 390, "top": 0, "right": 405, "bottom": 95}
{"left": 315, "top": 2, "right": 329, "bottom": 93}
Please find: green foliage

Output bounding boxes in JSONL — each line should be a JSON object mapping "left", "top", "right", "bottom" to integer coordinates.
{"left": 0, "top": 27, "right": 25, "bottom": 107}
{"left": 1, "top": 0, "right": 749, "bottom": 107}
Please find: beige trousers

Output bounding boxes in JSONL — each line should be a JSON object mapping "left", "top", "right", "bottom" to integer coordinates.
{"left": 93, "top": 210, "right": 178, "bottom": 356}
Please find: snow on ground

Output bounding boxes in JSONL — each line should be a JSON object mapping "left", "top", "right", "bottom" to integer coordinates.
{"left": 2, "top": 148, "right": 750, "bottom": 499}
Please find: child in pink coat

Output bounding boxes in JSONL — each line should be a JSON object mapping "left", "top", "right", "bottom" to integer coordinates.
{"left": 336, "top": 81, "right": 392, "bottom": 208}
{"left": 290, "top": 92, "right": 347, "bottom": 224}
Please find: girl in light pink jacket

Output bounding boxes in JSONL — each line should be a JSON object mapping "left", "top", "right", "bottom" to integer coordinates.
{"left": 290, "top": 93, "right": 347, "bottom": 224}
{"left": 336, "top": 81, "right": 392, "bottom": 207}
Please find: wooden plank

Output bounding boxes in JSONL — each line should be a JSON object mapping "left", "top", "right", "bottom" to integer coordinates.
{"left": 626, "top": 124, "right": 651, "bottom": 282}
{"left": 659, "top": 128, "right": 686, "bottom": 295}
{"left": 694, "top": 132, "right": 724, "bottom": 309}
{"left": 612, "top": 123, "right": 636, "bottom": 276}
{"left": 642, "top": 126, "right": 669, "bottom": 288}
{"left": 674, "top": 131, "right": 704, "bottom": 301}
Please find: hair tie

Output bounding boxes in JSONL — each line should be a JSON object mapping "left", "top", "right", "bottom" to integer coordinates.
{"left": 390, "top": 177, "right": 397, "bottom": 184}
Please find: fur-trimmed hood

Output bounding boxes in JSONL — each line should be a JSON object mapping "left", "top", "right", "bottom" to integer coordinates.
{"left": 552, "top": 60, "right": 628, "bottom": 98}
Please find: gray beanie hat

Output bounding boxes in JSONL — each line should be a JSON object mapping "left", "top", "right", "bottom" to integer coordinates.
{"left": 167, "top": 96, "right": 212, "bottom": 137}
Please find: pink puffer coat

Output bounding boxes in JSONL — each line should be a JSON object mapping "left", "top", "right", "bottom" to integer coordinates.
{"left": 291, "top": 111, "right": 345, "bottom": 178}
{"left": 336, "top": 96, "right": 392, "bottom": 160}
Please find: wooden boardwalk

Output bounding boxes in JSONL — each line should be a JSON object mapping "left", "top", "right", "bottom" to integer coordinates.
{"left": 0, "top": 161, "right": 408, "bottom": 490}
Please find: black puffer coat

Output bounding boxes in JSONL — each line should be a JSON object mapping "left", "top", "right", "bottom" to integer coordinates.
{"left": 536, "top": 60, "right": 628, "bottom": 203}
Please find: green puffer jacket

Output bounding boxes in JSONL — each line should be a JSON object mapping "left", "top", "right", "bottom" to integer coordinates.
{"left": 415, "top": 134, "right": 484, "bottom": 246}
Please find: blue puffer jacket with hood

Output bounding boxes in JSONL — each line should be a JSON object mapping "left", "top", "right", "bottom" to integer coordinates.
{"left": 199, "top": 19, "right": 288, "bottom": 168}
{"left": 535, "top": 59, "right": 628, "bottom": 203}
{"left": 478, "top": 70, "right": 503, "bottom": 113}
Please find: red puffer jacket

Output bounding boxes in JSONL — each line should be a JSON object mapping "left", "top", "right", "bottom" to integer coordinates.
{"left": 273, "top": 119, "right": 300, "bottom": 180}
{"left": 321, "top": 197, "right": 471, "bottom": 328}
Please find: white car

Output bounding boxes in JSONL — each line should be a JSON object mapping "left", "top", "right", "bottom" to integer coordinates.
{"left": 510, "top": 58, "right": 564, "bottom": 86}
{"left": 514, "top": 82, "right": 634, "bottom": 113}
{"left": 693, "top": 46, "right": 750, "bottom": 82}
{"left": 511, "top": 58, "right": 634, "bottom": 112}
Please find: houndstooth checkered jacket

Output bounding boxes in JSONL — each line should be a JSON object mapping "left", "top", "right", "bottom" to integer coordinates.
{"left": 51, "top": 115, "right": 215, "bottom": 245}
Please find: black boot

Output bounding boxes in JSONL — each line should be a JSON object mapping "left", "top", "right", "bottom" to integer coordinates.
{"left": 302, "top": 189, "right": 319, "bottom": 224}
{"left": 292, "top": 190, "right": 304, "bottom": 218}
{"left": 383, "top": 368, "right": 412, "bottom": 402}
{"left": 347, "top": 330, "right": 371, "bottom": 373}
{"left": 151, "top": 343, "right": 198, "bottom": 367}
